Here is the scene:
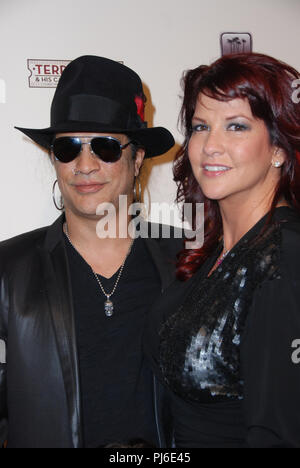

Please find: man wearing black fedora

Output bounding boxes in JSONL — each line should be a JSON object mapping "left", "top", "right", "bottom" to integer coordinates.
{"left": 0, "top": 56, "right": 181, "bottom": 448}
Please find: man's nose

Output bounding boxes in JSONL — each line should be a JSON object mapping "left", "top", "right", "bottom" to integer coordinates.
{"left": 74, "top": 143, "right": 101, "bottom": 174}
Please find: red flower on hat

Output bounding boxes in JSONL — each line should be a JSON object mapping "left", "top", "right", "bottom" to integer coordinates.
{"left": 134, "top": 95, "right": 145, "bottom": 122}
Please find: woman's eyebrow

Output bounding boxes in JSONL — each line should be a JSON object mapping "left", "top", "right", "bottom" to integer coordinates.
{"left": 191, "top": 116, "right": 207, "bottom": 122}
{"left": 225, "top": 114, "right": 254, "bottom": 121}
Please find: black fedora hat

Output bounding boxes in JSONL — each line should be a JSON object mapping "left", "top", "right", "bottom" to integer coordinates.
{"left": 15, "top": 55, "right": 175, "bottom": 158}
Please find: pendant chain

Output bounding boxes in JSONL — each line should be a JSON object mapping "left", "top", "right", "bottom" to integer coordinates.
{"left": 216, "top": 244, "right": 230, "bottom": 266}
{"left": 64, "top": 224, "right": 134, "bottom": 317}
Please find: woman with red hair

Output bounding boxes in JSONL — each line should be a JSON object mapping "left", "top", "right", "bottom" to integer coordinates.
{"left": 145, "top": 53, "right": 300, "bottom": 447}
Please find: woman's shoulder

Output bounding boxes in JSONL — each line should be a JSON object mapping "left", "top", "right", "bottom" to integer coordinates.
{"left": 279, "top": 209, "right": 300, "bottom": 241}
{"left": 279, "top": 213, "right": 300, "bottom": 279}
{"left": 256, "top": 207, "right": 300, "bottom": 280}
{"left": 252, "top": 207, "right": 300, "bottom": 280}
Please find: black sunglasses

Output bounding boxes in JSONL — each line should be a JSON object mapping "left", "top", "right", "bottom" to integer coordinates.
{"left": 51, "top": 136, "right": 134, "bottom": 163}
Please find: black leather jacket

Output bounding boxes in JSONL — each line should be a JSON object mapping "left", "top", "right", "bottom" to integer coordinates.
{"left": 0, "top": 215, "right": 182, "bottom": 448}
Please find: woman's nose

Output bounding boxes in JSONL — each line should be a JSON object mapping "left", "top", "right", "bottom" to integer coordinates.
{"left": 203, "top": 129, "right": 225, "bottom": 157}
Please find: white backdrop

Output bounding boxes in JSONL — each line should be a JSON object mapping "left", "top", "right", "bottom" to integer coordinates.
{"left": 0, "top": 0, "right": 299, "bottom": 240}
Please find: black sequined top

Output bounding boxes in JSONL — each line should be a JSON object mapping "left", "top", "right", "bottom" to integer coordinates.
{"left": 144, "top": 207, "right": 300, "bottom": 447}
{"left": 159, "top": 217, "right": 281, "bottom": 403}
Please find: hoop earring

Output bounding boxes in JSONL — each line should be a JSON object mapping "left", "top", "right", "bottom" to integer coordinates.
{"left": 52, "top": 180, "right": 64, "bottom": 211}
{"left": 134, "top": 175, "right": 142, "bottom": 203}
{"left": 133, "top": 175, "right": 151, "bottom": 219}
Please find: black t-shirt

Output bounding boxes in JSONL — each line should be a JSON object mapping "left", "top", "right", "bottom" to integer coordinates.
{"left": 65, "top": 235, "right": 161, "bottom": 448}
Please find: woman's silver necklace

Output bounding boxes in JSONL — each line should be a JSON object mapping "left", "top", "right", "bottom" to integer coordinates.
{"left": 216, "top": 244, "right": 230, "bottom": 266}
{"left": 64, "top": 224, "right": 134, "bottom": 317}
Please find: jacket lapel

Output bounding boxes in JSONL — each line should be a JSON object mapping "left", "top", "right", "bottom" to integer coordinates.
{"left": 40, "top": 216, "right": 83, "bottom": 448}
{"left": 141, "top": 221, "right": 183, "bottom": 291}
{"left": 144, "top": 236, "right": 175, "bottom": 291}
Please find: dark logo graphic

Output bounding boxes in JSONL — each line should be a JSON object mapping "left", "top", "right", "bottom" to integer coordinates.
{"left": 221, "top": 33, "right": 252, "bottom": 56}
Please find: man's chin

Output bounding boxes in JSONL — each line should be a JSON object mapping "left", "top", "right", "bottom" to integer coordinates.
{"left": 65, "top": 205, "right": 101, "bottom": 221}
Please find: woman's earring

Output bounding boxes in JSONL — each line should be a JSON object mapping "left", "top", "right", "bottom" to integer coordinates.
{"left": 272, "top": 148, "right": 284, "bottom": 168}
{"left": 52, "top": 180, "right": 64, "bottom": 211}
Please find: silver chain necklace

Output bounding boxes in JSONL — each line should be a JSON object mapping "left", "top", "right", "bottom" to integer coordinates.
{"left": 64, "top": 224, "right": 134, "bottom": 317}
{"left": 216, "top": 245, "right": 230, "bottom": 266}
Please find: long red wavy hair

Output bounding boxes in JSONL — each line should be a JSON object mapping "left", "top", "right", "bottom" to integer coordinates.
{"left": 174, "top": 53, "right": 300, "bottom": 281}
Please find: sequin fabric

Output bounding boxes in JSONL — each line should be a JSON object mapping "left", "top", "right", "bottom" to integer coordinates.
{"left": 159, "top": 222, "right": 282, "bottom": 402}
